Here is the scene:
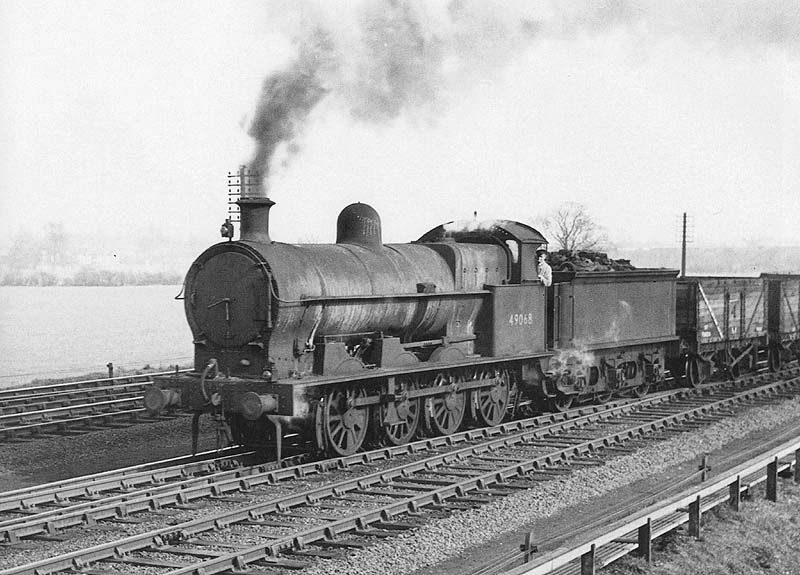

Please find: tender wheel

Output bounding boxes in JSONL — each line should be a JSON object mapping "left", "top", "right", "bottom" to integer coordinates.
{"left": 473, "top": 369, "right": 511, "bottom": 427}
{"left": 549, "top": 393, "right": 574, "bottom": 412}
{"left": 323, "top": 387, "right": 369, "bottom": 456}
{"left": 425, "top": 371, "right": 466, "bottom": 436}
{"left": 684, "top": 356, "right": 705, "bottom": 387}
{"left": 378, "top": 378, "right": 421, "bottom": 446}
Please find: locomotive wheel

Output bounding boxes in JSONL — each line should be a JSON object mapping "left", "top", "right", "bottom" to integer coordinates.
{"left": 323, "top": 387, "right": 369, "bottom": 456}
{"left": 473, "top": 369, "right": 510, "bottom": 427}
{"left": 378, "top": 378, "right": 421, "bottom": 446}
{"left": 684, "top": 356, "right": 705, "bottom": 387}
{"left": 549, "top": 393, "right": 573, "bottom": 412}
{"left": 425, "top": 371, "right": 466, "bottom": 436}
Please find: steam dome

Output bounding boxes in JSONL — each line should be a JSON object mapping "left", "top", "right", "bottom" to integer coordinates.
{"left": 336, "top": 203, "right": 382, "bottom": 249}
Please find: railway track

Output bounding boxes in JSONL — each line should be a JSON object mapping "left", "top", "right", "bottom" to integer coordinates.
{"left": 1, "top": 368, "right": 798, "bottom": 575}
{"left": 0, "top": 370, "right": 190, "bottom": 441}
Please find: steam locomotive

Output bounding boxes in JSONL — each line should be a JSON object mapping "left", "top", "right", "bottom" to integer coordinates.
{"left": 145, "top": 189, "right": 800, "bottom": 458}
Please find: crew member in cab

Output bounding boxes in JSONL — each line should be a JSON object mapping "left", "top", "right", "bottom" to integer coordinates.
{"left": 537, "top": 250, "right": 552, "bottom": 287}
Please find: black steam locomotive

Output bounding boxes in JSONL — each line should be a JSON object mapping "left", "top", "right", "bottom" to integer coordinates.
{"left": 145, "top": 190, "right": 800, "bottom": 458}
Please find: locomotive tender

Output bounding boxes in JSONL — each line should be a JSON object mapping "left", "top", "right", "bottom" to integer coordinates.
{"left": 145, "top": 187, "right": 800, "bottom": 458}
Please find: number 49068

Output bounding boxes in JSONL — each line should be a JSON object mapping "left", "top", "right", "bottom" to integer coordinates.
{"left": 509, "top": 312, "right": 534, "bottom": 326}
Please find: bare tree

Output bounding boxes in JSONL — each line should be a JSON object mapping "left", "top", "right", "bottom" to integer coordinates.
{"left": 536, "top": 202, "right": 608, "bottom": 251}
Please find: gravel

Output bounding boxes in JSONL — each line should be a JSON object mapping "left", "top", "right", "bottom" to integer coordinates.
{"left": 302, "top": 397, "right": 800, "bottom": 575}
{"left": 1, "top": 397, "right": 799, "bottom": 573}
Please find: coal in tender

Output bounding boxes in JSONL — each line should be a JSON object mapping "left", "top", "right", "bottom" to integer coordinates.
{"left": 549, "top": 250, "right": 636, "bottom": 272}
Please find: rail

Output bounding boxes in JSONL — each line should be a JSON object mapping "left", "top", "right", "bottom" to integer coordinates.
{"left": 2, "top": 373, "right": 797, "bottom": 574}
{"left": 0, "top": 369, "right": 191, "bottom": 440}
{"left": 0, "top": 369, "right": 190, "bottom": 400}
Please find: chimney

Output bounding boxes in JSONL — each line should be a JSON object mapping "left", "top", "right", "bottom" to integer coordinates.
{"left": 230, "top": 165, "right": 274, "bottom": 243}
{"left": 238, "top": 196, "right": 275, "bottom": 243}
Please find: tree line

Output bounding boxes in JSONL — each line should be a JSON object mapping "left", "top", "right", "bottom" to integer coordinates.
{"left": 1, "top": 269, "right": 183, "bottom": 287}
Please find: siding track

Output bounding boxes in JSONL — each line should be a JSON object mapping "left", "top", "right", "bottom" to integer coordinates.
{"left": 0, "top": 371, "right": 190, "bottom": 441}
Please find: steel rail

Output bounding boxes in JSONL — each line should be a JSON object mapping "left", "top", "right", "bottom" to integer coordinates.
{"left": 0, "top": 396, "right": 643, "bottom": 520}
{"left": 3, "top": 372, "right": 798, "bottom": 575}
{"left": 0, "top": 370, "right": 192, "bottom": 441}
{"left": 153, "top": 374, "right": 800, "bottom": 575}
{"left": 0, "top": 399, "right": 154, "bottom": 440}
{"left": 0, "top": 389, "right": 145, "bottom": 421}
{"left": 0, "top": 370, "right": 190, "bottom": 401}
{"left": 0, "top": 393, "right": 679, "bottom": 538}
{"left": 0, "top": 449, "right": 253, "bottom": 516}
{"left": 0, "top": 382, "right": 146, "bottom": 414}
{"left": 0, "top": 396, "right": 667, "bottom": 542}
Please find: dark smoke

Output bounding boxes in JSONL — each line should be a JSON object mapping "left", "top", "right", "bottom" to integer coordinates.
{"left": 348, "top": 2, "right": 444, "bottom": 122}
{"left": 247, "top": 1, "right": 452, "bottom": 189}
{"left": 247, "top": 28, "right": 335, "bottom": 191}
{"left": 247, "top": 0, "right": 800, "bottom": 190}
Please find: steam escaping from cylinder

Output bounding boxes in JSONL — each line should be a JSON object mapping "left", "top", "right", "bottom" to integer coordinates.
{"left": 549, "top": 345, "right": 597, "bottom": 379}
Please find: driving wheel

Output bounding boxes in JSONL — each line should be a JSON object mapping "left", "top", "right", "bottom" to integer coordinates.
{"left": 323, "top": 387, "right": 369, "bottom": 456}
{"left": 425, "top": 371, "right": 466, "bottom": 436}
{"left": 474, "top": 369, "right": 510, "bottom": 427}
{"left": 378, "top": 378, "right": 421, "bottom": 445}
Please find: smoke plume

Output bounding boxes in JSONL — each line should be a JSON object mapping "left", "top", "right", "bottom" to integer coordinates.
{"left": 247, "top": 0, "right": 800, "bottom": 190}
{"left": 247, "top": 28, "right": 334, "bottom": 192}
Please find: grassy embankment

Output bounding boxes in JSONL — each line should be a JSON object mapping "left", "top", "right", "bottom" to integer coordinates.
{"left": 605, "top": 479, "right": 800, "bottom": 574}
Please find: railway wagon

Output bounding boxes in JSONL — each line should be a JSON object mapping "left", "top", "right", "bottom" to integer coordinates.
{"left": 763, "top": 273, "right": 800, "bottom": 368}
{"left": 541, "top": 269, "right": 679, "bottom": 410}
{"left": 676, "top": 276, "right": 767, "bottom": 385}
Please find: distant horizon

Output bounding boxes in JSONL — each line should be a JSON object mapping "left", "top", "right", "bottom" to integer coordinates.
{"left": 2, "top": 242, "right": 798, "bottom": 287}
{"left": 2, "top": 221, "right": 799, "bottom": 256}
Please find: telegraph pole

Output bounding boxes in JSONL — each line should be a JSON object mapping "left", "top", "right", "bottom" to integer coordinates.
{"left": 681, "top": 212, "right": 687, "bottom": 278}
{"left": 676, "top": 212, "right": 693, "bottom": 277}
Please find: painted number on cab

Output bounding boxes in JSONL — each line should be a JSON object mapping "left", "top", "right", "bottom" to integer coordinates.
{"left": 509, "top": 312, "right": 534, "bottom": 326}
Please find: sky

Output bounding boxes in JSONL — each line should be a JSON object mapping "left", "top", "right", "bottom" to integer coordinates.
{"left": 1, "top": 0, "right": 799, "bottom": 253}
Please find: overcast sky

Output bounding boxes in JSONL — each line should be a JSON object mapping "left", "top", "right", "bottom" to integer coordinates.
{"left": 1, "top": 0, "right": 799, "bottom": 251}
